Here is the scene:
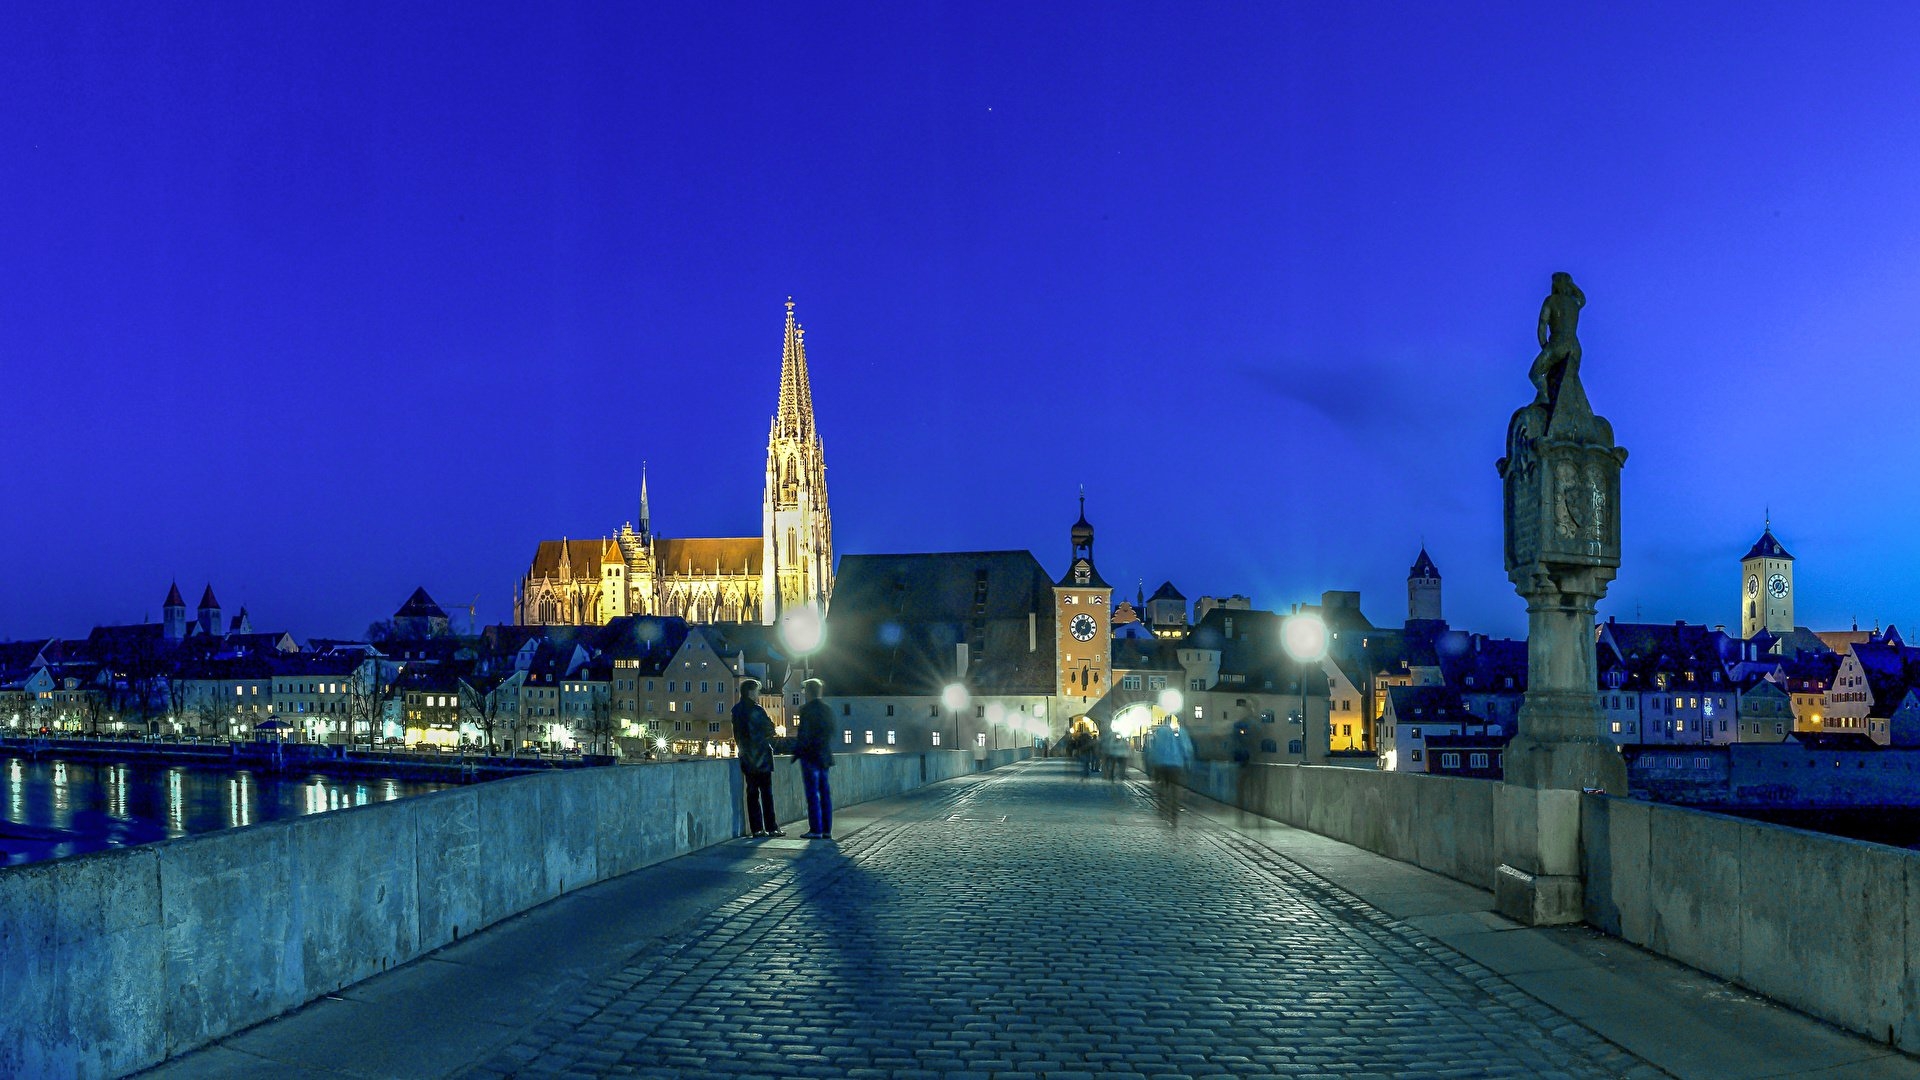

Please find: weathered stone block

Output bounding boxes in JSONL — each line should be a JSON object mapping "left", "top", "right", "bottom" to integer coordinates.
{"left": 159, "top": 825, "right": 303, "bottom": 1056}
{"left": 413, "top": 787, "right": 483, "bottom": 951}
{"left": 1645, "top": 802, "right": 1742, "bottom": 977}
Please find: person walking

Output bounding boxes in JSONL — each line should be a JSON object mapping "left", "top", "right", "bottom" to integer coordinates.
{"left": 730, "top": 679, "right": 782, "bottom": 838}
{"left": 1103, "top": 727, "right": 1130, "bottom": 782}
{"left": 793, "top": 677, "right": 835, "bottom": 840}
{"left": 1145, "top": 716, "right": 1196, "bottom": 826}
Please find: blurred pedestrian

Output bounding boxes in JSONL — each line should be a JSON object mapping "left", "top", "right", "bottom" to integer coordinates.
{"left": 793, "top": 678, "right": 835, "bottom": 840}
{"left": 1103, "top": 727, "right": 1129, "bottom": 781}
{"left": 730, "top": 679, "right": 782, "bottom": 838}
{"left": 1145, "top": 717, "right": 1196, "bottom": 826}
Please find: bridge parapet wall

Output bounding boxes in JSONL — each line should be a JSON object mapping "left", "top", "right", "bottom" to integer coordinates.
{"left": 1186, "top": 759, "right": 1920, "bottom": 1053}
{"left": 1185, "top": 761, "right": 1495, "bottom": 890}
{"left": 0, "top": 748, "right": 1024, "bottom": 1079}
{"left": 1582, "top": 793, "right": 1919, "bottom": 1050}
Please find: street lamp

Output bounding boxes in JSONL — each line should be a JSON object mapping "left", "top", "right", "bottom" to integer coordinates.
{"left": 1281, "top": 612, "right": 1330, "bottom": 763}
{"left": 942, "top": 683, "right": 969, "bottom": 753}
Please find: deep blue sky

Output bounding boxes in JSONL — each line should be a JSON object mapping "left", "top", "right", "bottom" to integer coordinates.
{"left": 7, "top": 4, "right": 1920, "bottom": 642}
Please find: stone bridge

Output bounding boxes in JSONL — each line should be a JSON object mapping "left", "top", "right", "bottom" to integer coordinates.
{"left": 108, "top": 758, "right": 1920, "bottom": 1080}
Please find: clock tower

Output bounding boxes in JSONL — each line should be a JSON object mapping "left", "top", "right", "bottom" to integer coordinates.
{"left": 1054, "top": 494, "right": 1112, "bottom": 703}
{"left": 1740, "top": 521, "right": 1795, "bottom": 640}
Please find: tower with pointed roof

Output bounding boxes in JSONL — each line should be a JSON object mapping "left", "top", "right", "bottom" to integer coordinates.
{"left": 761, "top": 298, "right": 834, "bottom": 624}
{"left": 196, "top": 585, "right": 221, "bottom": 638}
{"left": 163, "top": 582, "right": 188, "bottom": 645}
{"left": 1053, "top": 492, "right": 1112, "bottom": 702}
{"left": 1741, "top": 519, "right": 1795, "bottom": 639}
{"left": 1408, "top": 547, "right": 1442, "bottom": 623}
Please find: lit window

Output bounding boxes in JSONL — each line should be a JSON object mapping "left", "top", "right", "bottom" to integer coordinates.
{"left": 887, "top": 731, "right": 896, "bottom": 745}
{"left": 865, "top": 731, "right": 874, "bottom": 744}
{"left": 976, "top": 733, "right": 987, "bottom": 747}
{"left": 668, "top": 702, "right": 677, "bottom": 713}
{"left": 843, "top": 730, "right": 852, "bottom": 744}
{"left": 931, "top": 731, "right": 941, "bottom": 746}
{"left": 1193, "top": 707, "right": 1203, "bottom": 719}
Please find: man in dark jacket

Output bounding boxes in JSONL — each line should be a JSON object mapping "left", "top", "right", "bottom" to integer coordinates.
{"left": 731, "top": 679, "right": 782, "bottom": 837}
{"left": 792, "top": 678, "right": 835, "bottom": 839}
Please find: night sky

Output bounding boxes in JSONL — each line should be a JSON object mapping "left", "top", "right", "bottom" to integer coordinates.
{"left": 7, "top": 4, "right": 1920, "bottom": 642}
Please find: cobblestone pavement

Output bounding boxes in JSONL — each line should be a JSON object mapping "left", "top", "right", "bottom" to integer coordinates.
{"left": 463, "top": 762, "right": 1663, "bottom": 1079}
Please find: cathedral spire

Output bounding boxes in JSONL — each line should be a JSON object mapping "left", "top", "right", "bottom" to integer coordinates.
{"left": 639, "top": 462, "right": 651, "bottom": 540}
{"left": 775, "top": 298, "right": 817, "bottom": 442}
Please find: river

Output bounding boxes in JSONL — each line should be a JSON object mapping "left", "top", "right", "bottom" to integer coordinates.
{"left": 0, "top": 753, "right": 455, "bottom": 866}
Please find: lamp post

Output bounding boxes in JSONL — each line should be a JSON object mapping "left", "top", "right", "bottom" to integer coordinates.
{"left": 1281, "top": 613, "right": 1330, "bottom": 764}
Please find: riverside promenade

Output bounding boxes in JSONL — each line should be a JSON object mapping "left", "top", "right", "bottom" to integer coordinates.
{"left": 144, "top": 760, "right": 1920, "bottom": 1079}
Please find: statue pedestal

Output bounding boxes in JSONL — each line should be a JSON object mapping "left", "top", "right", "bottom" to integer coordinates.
{"left": 1504, "top": 691, "right": 1628, "bottom": 794}
{"left": 1493, "top": 784, "right": 1584, "bottom": 925}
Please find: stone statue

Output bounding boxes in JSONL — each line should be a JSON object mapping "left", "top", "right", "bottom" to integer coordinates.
{"left": 1493, "top": 271, "right": 1630, "bottom": 926}
{"left": 1528, "top": 271, "right": 1585, "bottom": 407}
{"left": 1496, "top": 271, "right": 1628, "bottom": 792}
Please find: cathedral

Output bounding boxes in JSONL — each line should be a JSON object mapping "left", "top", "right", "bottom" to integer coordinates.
{"left": 512, "top": 301, "right": 834, "bottom": 627}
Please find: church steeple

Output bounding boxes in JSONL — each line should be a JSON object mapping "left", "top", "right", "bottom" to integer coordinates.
{"left": 762, "top": 298, "right": 833, "bottom": 624}
{"left": 639, "top": 462, "right": 651, "bottom": 541}
{"left": 774, "top": 298, "right": 817, "bottom": 442}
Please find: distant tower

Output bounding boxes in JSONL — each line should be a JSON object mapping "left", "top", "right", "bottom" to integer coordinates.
{"left": 1053, "top": 492, "right": 1112, "bottom": 702}
{"left": 1408, "top": 548, "right": 1443, "bottom": 622}
{"left": 162, "top": 582, "right": 188, "bottom": 645}
{"left": 760, "top": 300, "right": 834, "bottom": 624}
{"left": 196, "top": 585, "right": 221, "bottom": 637}
{"left": 1741, "top": 519, "right": 1795, "bottom": 639}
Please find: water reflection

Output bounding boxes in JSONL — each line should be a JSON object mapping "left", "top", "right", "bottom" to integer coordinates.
{"left": 0, "top": 755, "right": 453, "bottom": 866}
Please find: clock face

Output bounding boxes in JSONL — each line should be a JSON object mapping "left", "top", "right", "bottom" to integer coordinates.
{"left": 1768, "top": 574, "right": 1789, "bottom": 599}
{"left": 1069, "top": 613, "right": 1097, "bottom": 642}
{"left": 1746, "top": 575, "right": 1759, "bottom": 597}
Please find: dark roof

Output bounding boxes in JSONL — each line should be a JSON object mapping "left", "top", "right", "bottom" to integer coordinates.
{"left": 164, "top": 582, "right": 186, "bottom": 608}
{"left": 1850, "top": 642, "right": 1920, "bottom": 718}
{"left": 1409, "top": 548, "right": 1441, "bottom": 580}
{"left": 0, "top": 640, "right": 51, "bottom": 670}
{"left": 396, "top": 587, "right": 449, "bottom": 619}
{"left": 198, "top": 585, "right": 220, "bottom": 610}
{"left": 1149, "top": 581, "right": 1185, "bottom": 603}
{"left": 1386, "top": 685, "right": 1480, "bottom": 723}
{"left": 597, "top": 616, "right": 694, "bottom": 676}
{"left": 1742, "top": 529, "right": 1794, "bottom": 562}
{"left": 1111, "top": 636, "right": 1183, "bottom": 672}
{"left": 819, "top": 551, "right": 1058, "bottom": 697}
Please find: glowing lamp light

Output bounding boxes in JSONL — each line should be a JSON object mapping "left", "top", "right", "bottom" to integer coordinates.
{"left": 941, "top": 684, "right": 970, "bottom": 712}
{"left": 1281, "top": 612, "right": 1330, "bottom": 664}
{"left": 1156, "top": 688, "right": 1184, "bottom": 716}
{"left": 778, "top": 604, "right": 825, "bottom": 657}
{"left": 654, "top": 737, "right": 668, "bottom": 750}
{"left": 985, "top": 702, "right": 1006, "bottom": 725}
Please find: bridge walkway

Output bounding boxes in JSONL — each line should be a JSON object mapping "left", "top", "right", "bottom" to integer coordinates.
{"left": 144, "top": 759, "right": 1920, "bottom": 1079}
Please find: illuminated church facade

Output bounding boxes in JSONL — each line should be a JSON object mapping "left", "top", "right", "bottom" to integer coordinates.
{"left": 512, "top": 301, "right": 834, "bottom": 627}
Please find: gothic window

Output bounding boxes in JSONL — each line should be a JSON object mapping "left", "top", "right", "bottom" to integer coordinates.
{"left": 786, "top": 529, "right": 797, "bottom": 564}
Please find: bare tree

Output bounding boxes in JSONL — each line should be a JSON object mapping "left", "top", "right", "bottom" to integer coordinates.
{"left": 342, "top": 657, "right": 388, "bottom": 752}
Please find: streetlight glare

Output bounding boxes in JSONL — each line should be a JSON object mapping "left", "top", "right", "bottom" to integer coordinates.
{"left": 1156, "top": 688, "right": 1183, "bottom": 715}
{"left": 941, "top": 683, "right": 970, "bottom": 712}
{"left": 778, "top": 604, "right": 825, "bottom": 656}
{"left": 1282, "top": 612, "right": 1330, "bottom": 663}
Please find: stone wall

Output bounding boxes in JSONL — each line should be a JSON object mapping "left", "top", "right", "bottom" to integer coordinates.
{"left": 0, "top": 748, "right": 1023, "bottom": 1079}
{"left": 1185, "top": 760, "right": 1497, "bottom": 890}
{"left": 1186, "top": 760, "right": 1920, "bottom": 1053}
{"left": 1582, "top": 794, "right": 1920, "bottom": 1050}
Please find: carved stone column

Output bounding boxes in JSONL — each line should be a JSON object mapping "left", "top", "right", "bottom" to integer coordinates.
{"left": 1493, "top": 273, "right": 1628, "bottom": 924}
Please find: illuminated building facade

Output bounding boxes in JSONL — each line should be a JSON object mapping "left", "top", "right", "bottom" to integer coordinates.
{"left": 514, "top": 301, "right": 834, "bottom": 627}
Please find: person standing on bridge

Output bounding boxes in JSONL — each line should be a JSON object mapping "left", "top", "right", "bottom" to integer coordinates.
{"left": 1145, "top": 716, "right": 1196, "bottom": 826}
{"left": 793, "top": 677, "right": 834, "bottom": 840}
{"left": 731, "top": 679, "right": 783, "bottom": 838}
